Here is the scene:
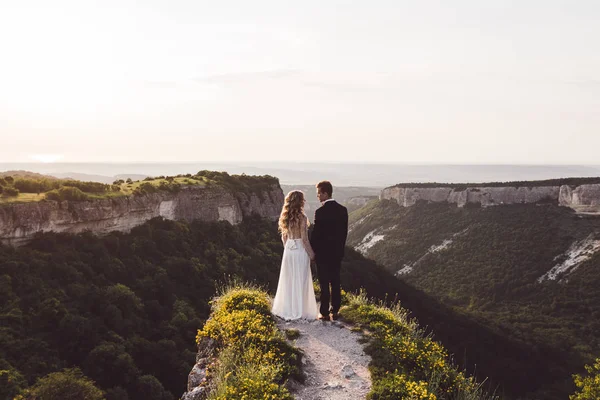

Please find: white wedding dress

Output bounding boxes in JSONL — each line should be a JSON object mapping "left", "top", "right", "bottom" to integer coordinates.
{"left": 272, "top": 216, "right": 318, "bottom": 320}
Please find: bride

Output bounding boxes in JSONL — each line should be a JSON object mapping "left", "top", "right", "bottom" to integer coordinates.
{"left": 272, "top": 190, "right": 319, "bottom": 320}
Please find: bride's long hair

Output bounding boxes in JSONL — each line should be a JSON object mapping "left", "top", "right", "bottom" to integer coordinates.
{"left": 278, "top": 190, "right": 308, "bottom": 235}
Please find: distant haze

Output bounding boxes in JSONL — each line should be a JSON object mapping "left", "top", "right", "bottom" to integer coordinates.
{"left": 2, "top": 162, "right": 600, "bottom": 187}
{"left": 1, "top": 1, "right": 599, "bottom": 164}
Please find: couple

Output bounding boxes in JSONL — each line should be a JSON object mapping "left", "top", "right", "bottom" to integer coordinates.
{"left": 272, "top": 181, "right": 348, "bottom": 321}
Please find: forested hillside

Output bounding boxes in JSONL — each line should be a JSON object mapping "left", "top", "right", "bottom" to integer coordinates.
{"left": 348, "top": 199, "right": 600, "bottom": 398}
{"left": 1, "top": 211, "right": 582, "bottom": 399}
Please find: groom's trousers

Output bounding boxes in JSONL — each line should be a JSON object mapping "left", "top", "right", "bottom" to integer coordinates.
{"left": 317, "top": 260, "right": 342, "bottom": 316}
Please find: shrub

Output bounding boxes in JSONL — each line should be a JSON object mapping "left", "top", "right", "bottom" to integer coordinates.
{"left": 13, "top": 178, "right": 55, "bottom": 193}
{"left": 59, "top": 179, "right": 110, "bottom": 193}
{"left": 196, "top": 283, "right": 299, "bottom": 399}
{"left": 341, "top": 292, "right": 494, "bottom": 400}
{"left": 194, "top": 171, "right": 279, "bottom": 198}
{"left": 0, "top": 364, "right": 26, "bottom": 399}
{"left": 158, "top": 181, "right": 181, "bottom": 193}
{"left": 14, "top": 368, "right": 105, "bottom": 400}
{"left": 45, "top": 186, "right": 89, "bottom": 201}
{"left": 285, "top": 329, "right": 300, "bottom": 340}
{"left": 370, "top": 372, "right": 436, "bottom": 400}
{"left": 2, "top": 186, "right": 19, "bottom": 197}
{"left": 45, "top": 190, "right": 61, "bottom": 201}
{"left": 571, "top": 358, "right": 600, "bottom": 400}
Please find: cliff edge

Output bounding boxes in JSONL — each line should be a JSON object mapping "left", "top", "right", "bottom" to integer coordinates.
{"left": 0, "top": 182, "right": 283, "bottom": 246}
{"left": 381, "top": 180, "right": 600, "bottom": 214}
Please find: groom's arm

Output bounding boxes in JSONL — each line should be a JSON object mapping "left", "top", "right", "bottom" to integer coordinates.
{"left": 310, "top": 208, "right": 322, "bottom": 254}
{"left": 340, "top": 206, "right": 348, "bottom": 259}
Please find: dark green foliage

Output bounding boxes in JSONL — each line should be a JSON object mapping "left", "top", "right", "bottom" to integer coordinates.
{"left": 132, "top": 182, "right": 159, "bottom": 195}
{"left": 15, "top": 368, "right": 104, "bottom": 400}
{"left": 2, "top": 186, "right": 19, "bottom": 197}
{"left": 16, "top": 178, "right": 111, "bottom": 194}
{"left": 6, "top": 176, "right": 115, "bottom": 197}
{"left": 131, "top": 181, "right": 180, "bottom": 195}
{"left": 3, "top": 202, "right": 585, "bottom": 399}
{"left": 195, "top": 170, "right": 279, "bottom": 197}
{"left": 348, "top": 200, "right": 600, "bottom": 399}
{"left": 0, "top": 361, "right": 27, "bottom": 399}
{"left": 45, "top": 186, "right": 90, "bottom": 201}
{"left": 340, "top": 248, "right": 569, "bottom": 399}
{"left": 0, "top": 216, "right": 285, "bottom": 400}
{"left": 157, "top": 180, "right": 181, "bottom": 193}
{"left": 136, "top": 375, "right": 173, "bottom": 400}
{"left": 60, "top": 180, "right": 112, "bottom": 193}
{"left": 13, "top": 177, "right": 59, "bottom": 193}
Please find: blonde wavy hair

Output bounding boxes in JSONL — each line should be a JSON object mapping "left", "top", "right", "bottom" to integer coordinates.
{"left": 278, "top": 190, "right": 308, "bottom": 235}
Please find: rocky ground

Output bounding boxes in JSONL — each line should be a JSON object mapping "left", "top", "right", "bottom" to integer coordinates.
{"left": 277, "top": 317, "right": 372, "bottom": 400}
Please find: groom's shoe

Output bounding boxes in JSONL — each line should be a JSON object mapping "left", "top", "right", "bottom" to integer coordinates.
{"left": 330, "top": 312, "right": 340, "bottom": 321}
{"left": 317, "top": 313, "right": 330, "bottom": 321}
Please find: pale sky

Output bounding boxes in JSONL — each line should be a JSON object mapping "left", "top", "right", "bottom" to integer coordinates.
{"left": 1, "top": 0, "right": 599, "bottom": 164}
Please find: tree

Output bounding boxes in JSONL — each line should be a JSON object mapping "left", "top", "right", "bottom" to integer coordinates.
{"left": 571, "top": 359, "right": 600, "bottom": 400}
{"left": 105, "top": 386, "right": 129, "bottom": 400}
{"left": 0, "top": 364, "right": 26, "bottom": 399}
{"left": 15, "top": 368, "right": 105, "bottom": 400}
{"left": 84, "top": 343, "right": 140, "bottom": 388}
{"left": 136, "top": 375, "right": 173, "bottom": 400}
{"left": 2, "top": 186, "right": 19, "bottom": 197}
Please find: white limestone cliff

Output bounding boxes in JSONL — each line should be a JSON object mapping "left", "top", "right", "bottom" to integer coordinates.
{"left": 0, "top": 184, "right": 284, "bottom": 246}
{"left": 380, "top": 183, "right": 600, "bottom": 214}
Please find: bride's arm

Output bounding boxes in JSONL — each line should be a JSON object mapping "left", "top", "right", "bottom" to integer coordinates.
{"left": 301, "top": 217, "right": 315, "bottom": 260}
{"left": 282, "top": 231, "right": 288, "bottom": 245}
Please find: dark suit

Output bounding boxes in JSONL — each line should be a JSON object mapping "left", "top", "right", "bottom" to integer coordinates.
{"left": 310, "top": 200, "right": 348, "bottom": 316}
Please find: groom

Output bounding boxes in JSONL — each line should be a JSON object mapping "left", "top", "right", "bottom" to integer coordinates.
{"left": 310, "top": 181, "right": 348, "bottom": 321}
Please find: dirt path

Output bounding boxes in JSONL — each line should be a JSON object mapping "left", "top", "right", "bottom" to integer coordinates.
{"left": 277, "top": 317, "right": 372, "bottom": 400}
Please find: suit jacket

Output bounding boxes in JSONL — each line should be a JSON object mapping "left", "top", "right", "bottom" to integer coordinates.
{"left": 310, "top": 200, "right": 348, "bottom": 264}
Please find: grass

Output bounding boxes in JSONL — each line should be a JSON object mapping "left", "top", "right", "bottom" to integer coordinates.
{"left": 117, "top": 176, "right": 207, "bottom": 196}
{"left": 0, "top": 171, "right": 278, "bottom": 205}
{"left": 0, "top": 193, "right": 45, "bottom": 205}
{"left": 284, "top": 329, "right": 300, "bottom": 340}
{"left": 0, "top": 176, "right": 209, "bottom": 205}
{"left": 340, "top": 291, "right": 497, "bottom": 400}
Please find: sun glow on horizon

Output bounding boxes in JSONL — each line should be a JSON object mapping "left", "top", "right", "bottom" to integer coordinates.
{"left": 29, "top": 154, "right": 65, "bottom": 163}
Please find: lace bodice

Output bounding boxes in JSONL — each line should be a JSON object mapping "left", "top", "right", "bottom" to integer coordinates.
{"left": 282, "top": 216, "right": 315, "bottom": 259}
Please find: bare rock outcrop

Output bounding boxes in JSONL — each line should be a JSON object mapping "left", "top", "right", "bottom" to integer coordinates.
{"left": 0, "top": 184, "right": 284, "bottom": 245}
{"left": 181, "top": 337, "right": 218, "bottom": 400}
{"left": 381, "top": 183, "right": 600, "bottom": 214}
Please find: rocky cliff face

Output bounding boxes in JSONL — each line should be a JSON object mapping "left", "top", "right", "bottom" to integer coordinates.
{"left": 380, "top": 183, "right": 600, "bottom": 214}
{"left": 0, "top": 184, "right": 284, "bottom": 246}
